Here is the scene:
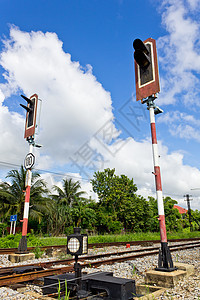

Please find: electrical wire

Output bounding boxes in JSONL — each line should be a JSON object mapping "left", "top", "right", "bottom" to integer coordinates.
{"left": 0, "top": 160, "right": 90, "bottom": 182}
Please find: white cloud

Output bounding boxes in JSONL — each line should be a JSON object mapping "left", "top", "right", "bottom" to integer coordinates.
{"left": 0, "top": 26, "right": 115, "bottom": 168}
{"left": 157, "top": 0, "right": 200, "bottom": 105}
{"left": 186, "top": 0, "right": 200, "bottom": 10}
{"left": 158, "top": 111, "right": 200, "bottom": 142}
{"left": 90, "top": 137, "right": 200, "bottom": 209}
{"left": 0, "top": 89, "right": 27, "bottom": 166}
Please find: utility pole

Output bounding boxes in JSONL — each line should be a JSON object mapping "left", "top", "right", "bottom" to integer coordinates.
{"left": 184, "top": 194, "right": 193, "bottom": 232}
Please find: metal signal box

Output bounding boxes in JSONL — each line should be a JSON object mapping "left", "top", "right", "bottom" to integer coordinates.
{"left": 133, "top": 38, "right": 160, "bottom": 101}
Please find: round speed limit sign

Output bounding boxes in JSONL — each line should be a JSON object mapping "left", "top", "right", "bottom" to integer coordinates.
{"left": 24, "top": 153, "right": 35, "bottom": 170}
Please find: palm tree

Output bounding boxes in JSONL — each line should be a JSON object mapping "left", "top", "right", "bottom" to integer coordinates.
{"left": 49, "top": 178, "right": 87, "bottom": 235}
{"left": 53, "top": 178, "right": 86, "bottom": 206}
{"left": 0, "top": 165, "right": 51, "bottom": 224}
{"left": 0, "top": 182, "right": 15, "bottom": 222}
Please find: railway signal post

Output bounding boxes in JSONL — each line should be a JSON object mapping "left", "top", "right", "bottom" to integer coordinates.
{"left": 133, "top": 38, "right": 176, "bottom": 271}
{"left": 17, "top": 94, "right": 39, "bottom": 253}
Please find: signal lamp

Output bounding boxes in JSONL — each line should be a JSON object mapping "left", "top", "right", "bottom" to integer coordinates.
{"left": 20, "top": 94, "right": 38, "bottom": 139}
{"left": 133, "top": 38, "right": 160, "bottom": 101}
{"left": 133, "top": 39, "right": 150, "bottom": 68}
{"left": 67, "top": 227, "right": 88, "bottom": 256}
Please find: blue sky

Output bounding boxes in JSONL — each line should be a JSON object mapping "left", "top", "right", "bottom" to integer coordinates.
{"left": 1, "top": 0, "right": 200, "bottom": 210}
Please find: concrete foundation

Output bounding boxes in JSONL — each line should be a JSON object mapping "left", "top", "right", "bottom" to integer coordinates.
{"left": 8, "top": 252, "right": 35, "bottom": 263}
{"left": 145, "top": 263, "right": 194, "bottom": 288}
{"left": 135, "top": 284, "right": 166, "bottom": 300}
{"left": 174, "top": 262, "right": 195, "bottom": 277}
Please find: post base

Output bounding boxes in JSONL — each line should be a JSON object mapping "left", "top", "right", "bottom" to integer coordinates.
{"left": 155, "top": 242, "right": 177, "bottom": 272}
{"left": 8, "top": 252, "right": 35, "bottom": 263}
{"left": 16, "top": 236, "right": 29, "bottom": 254}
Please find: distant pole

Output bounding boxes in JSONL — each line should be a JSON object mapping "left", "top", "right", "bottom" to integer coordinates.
{"left": 184, "top": 194, "right": 193, "bottom": 232}
{"left": 10, "top": 222, "right": 13, "bottom": 235}
{"left": 144, "top": 96, "right": 176, "bottom": 271}
{"left": 13, "top": 221, "right": 16, "bottom": 235}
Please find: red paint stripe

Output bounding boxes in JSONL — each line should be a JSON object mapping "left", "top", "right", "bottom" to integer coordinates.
{"left": 22, "top": 218, "right": 28, "bottom": 236}
{"left": 151, "top": 123, "right": 157, "bottom": 144}
{"left": 159, "top": 215, "right": 167, "bottom": 242}
{"left": 25, "top": 186, "right": 31, "bottom": 203}
{"left": 154, "top": 166, "right": 162, "bottom": 191}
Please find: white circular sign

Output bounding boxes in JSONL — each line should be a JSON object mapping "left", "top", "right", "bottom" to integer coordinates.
{"left": 24, "top": 153, "right": 35, "bottom": 170}
{"left": 68, "top": 237, "right": 80, "bottom": 253}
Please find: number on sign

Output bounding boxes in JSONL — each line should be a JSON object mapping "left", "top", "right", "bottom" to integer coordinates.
{"left": 24, "top": 153, "right": 35, "bottom": 170}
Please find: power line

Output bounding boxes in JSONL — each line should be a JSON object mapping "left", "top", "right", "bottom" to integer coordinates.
{"left": 0, "top": 160, "right": 90, "bottom": 182}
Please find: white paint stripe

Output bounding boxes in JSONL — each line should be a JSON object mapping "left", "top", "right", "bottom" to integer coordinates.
{"left": 23, "top": 202, "right": 29, "bottom": 219}
{"left": 152, "top": 143, "right": 159, "bottom": 166}
{"left": 149, "top": 107, "right": 155, "bottom": 124}
{"left": 27, "top": 170, "right": 32, "bottom": 186}
{"left": 157, "top": 190, "right": 164, "bottom": 215}
{"left": 29, "top": 144, "right": 33, "bottom": 153}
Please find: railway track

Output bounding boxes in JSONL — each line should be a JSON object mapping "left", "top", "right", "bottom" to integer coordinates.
{"left": 0, "top": 240, "right": 199, "bottom": 287}
{"left": 0, "top": 237, "right": 200, "bottom": 254}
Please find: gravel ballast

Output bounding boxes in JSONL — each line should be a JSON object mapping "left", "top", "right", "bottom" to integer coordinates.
{"left": 0, "top": 244, "right": 199, "bottom": 299}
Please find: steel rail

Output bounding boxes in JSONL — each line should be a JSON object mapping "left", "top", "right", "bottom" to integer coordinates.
{"left": 0, "top": 240, "right": 200, "bottom": 276}
{"left": 0, "top": 237, "right": 200, "bottom": 254}
{"left": 0, "top": 242, "right": 200, "bottom": 286}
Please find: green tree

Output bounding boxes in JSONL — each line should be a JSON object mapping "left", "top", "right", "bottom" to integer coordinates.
{"left": 164, "top": 197, "right": 182, "bottom": 231}
{"left": 47, "top": 202, "right": 72, "bottom": 236}
{"left": 0, "top": 166, "right": 50, "bottom": 224}
{"left": 91, "top": 168, "right": 151, "bottom": 233}
{"left": 148, "top": 196, "right": 159, "bottom": 232}
{"left": 49, "top": 178, "right": 88, "bottom": 235}
{"left": 191, "top": 209, "right": 200, "bottom": 230}
{"left": 71, "top": 198, "right": 96, "bottom": 229}
{"left": 53, "top": 178, "right": 86, "bottom": 206}
{"left": 149, "top": 196, "right": 183, "bottom": 232}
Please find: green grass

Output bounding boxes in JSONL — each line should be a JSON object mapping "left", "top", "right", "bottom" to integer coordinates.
{"left": 88, "top": 230, "right": 200, "bottom": 244}
{"left": 167, "top": 230, "right": 200, "bottom": 240}
{"left": 37, "top": 236, "right": 67, "bottom": 246}
{"left": 0, "top": 230, "right": 200, "bottom": 248}
{"left": 37, "top": 230, "right": 200, "bottom": 246}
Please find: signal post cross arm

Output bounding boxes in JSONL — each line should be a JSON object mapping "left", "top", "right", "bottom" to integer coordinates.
{"left": 133, "top": 38, "right": 176, "bottom": 271}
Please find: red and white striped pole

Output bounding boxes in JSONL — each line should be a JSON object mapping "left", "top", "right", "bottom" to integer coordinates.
{"left": 147, "top": 96, "right": 175, "bottom": 271}
{"left": 149, "top": 106, "right": 167, "bottom": 243}
{"left": 21, "top": 143, "right": 33, "bottom": 238}
{"left": 17, "top": 142, "right": 33, "bottom": 253}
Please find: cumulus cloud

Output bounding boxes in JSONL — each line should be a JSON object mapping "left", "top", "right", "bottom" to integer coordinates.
{"left": 0, "top": 89, "right": 27, "bottom": 168}
{"left": 158, "top": 111, "right": 200, "bottom": 142}
{"left": 157, "top": 0, "right": 200, "bottom": 105}
{"left": 0, "top": 26, "right": 115, "bottom": 169}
